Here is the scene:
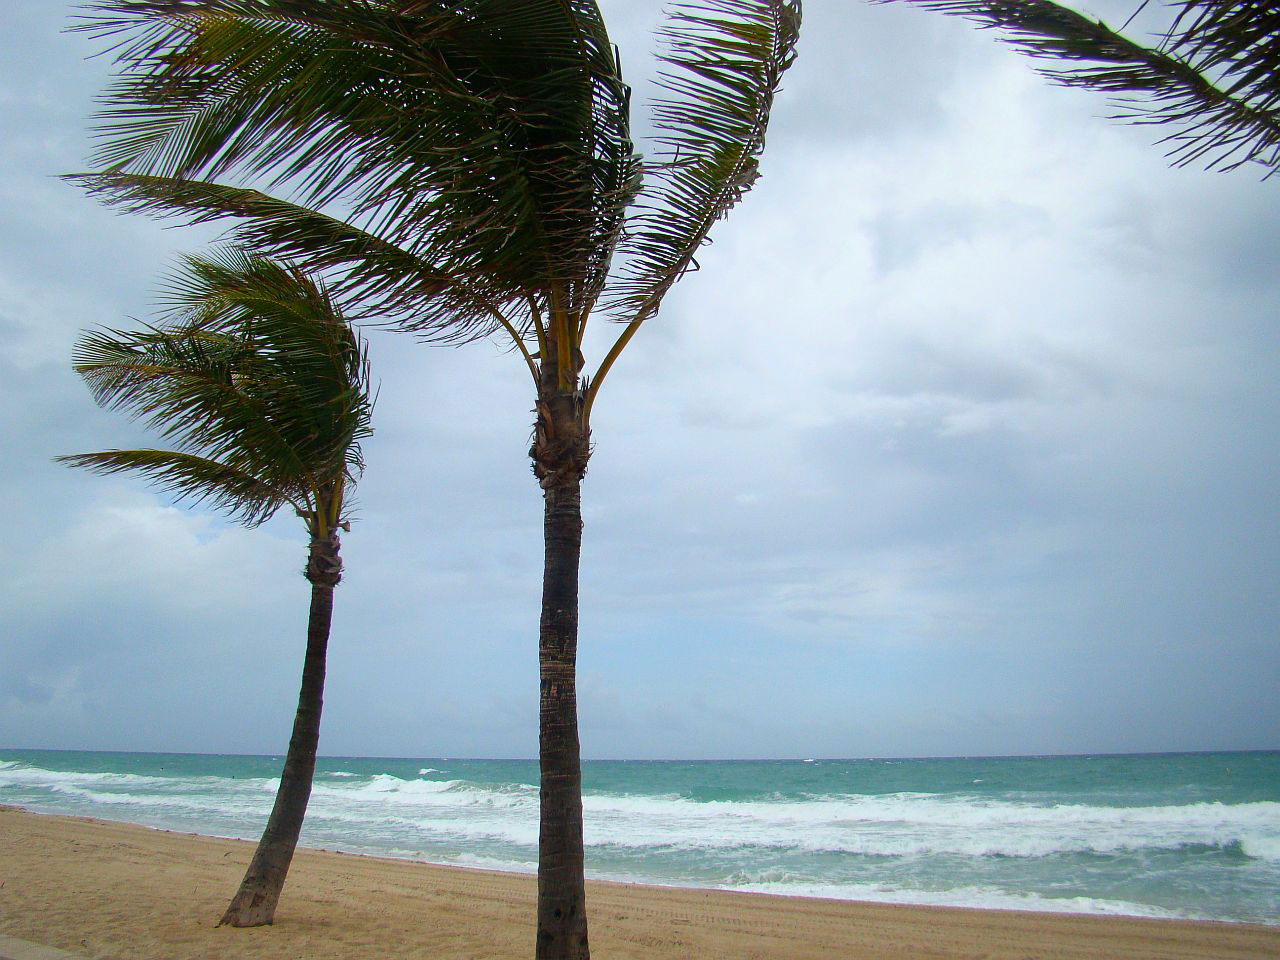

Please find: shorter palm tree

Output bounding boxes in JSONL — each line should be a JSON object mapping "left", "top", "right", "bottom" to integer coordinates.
{"left": 58, "top": 248, "right": 374, "bottom": 927}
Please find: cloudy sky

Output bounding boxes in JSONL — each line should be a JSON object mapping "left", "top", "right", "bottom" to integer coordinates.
{"left": 2, "top": 1, "right": 1277, "bottom": 761}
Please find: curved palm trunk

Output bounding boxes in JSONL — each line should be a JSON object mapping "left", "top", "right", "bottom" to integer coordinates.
{"left": 532, "top": 374, "right": 591, "bottom": 960}
{"left": 219, "top": 531, "right": 342, "bottom": 928}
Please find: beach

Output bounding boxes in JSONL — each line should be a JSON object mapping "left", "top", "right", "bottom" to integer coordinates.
{"left": 2, "top": 807, "right": 1276, "bottom": 960}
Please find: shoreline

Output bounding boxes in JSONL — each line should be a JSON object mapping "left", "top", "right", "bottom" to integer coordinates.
{"left": 3, "top": 802, "right": 1242, "bottom": 926}
{"left": 2, "top": 807, "right": 1277, "bottom": 960}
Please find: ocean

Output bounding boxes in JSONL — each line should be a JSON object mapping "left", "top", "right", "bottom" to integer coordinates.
{"left": 1, "top": 749, "right": 1276, "bottom": 925}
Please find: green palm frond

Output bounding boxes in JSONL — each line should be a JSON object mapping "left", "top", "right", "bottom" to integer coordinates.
{"left": 66, "top": 172, "right": 505, "bottom": 338}
{"left": 878, "top": 0, "right": 1280, "bottom": 175}
{"left": 71, "top": 317, "right": 316, "bottom": 482}
{"left": 608, "top": 0, "right": 801, "bottom": 322}
{"left": 55, "top": 448, "right": 296, "bottom": 526}
{"left": 162, "top": 248, "right": 375, "bottom": 478}
{"left": 76, "top": 1, "right": 640, "bottom": 316}
{"left": 64, "top": 249, "right": 374, "bottom": 531}
{"left": 76, "top": 1, "right": 801, "bottom": 415}
{"left": 541, "top": 2, "right": 642, "bottom": 318}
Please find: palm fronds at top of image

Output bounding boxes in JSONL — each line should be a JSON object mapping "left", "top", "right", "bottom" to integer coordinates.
{"left": 575, "top": 0, "right": 800, "bottom": 413}
{"left": 68, "top": 0, "right": 803, "bottom": 407}
{"left": 63, "top": 174, "right": 512, "bottom": 342}
{"left": 71, "top": 0, "right": 640, "bottom": 332}
{"left": 608, "top": 0, "right": 802, "bottom": 322}
{"left": 58, "top": 248, "right": 374, "bottom": 533}
{"left": 878, "top": 0, "right": 1280, "bottom": 176}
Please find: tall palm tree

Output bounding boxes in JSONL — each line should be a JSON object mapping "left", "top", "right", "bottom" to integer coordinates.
{"left": 58, "top": 249, "right": 375, "bottom": 927}
{"left": 877, "top": 0, "right": 1279, "bottom": 176}
{"left": 70, "top": 3, "right": 800, "bottom": 955}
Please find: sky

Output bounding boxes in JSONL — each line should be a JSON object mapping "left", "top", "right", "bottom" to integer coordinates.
{"left": 2, "top": 1, "right": 1277, "bottom": 761}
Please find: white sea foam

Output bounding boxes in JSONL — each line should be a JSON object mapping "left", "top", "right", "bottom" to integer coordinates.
{"left": 715, "top": 880, "right": 1201, "bottom": 921}
{"left": 5, "top": 761, "right": 1275, "bottom": 865}
{"left": 37, "top": 785, "right": 272, "bottom": 817}
{"left": 296, "top": 776, "right": 1280, "bottom": 864}
{"left": 560, "top": 791, "right": 1280, "bottom": 861}
{"left": 312, "top": 775, "right": 536, "bottom": 810}
{"left": 350, "top": 774, "right": 465, "bottom": 795}
{"left": 1242, "top": 835, "right": 1280, "bottom": 861}
{"left": 447, "top": 852, "right": 538, "bottom": 874}
{"left": 0, "top": 764, "right": 176, "bottom": 789}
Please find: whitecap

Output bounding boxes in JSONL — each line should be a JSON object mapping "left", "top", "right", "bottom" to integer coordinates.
{"left": 1241, "top": 834, "right": 1280, "bottom": 862}
{"left": 568, "top": 792, "right": 1280, "bottom": 860}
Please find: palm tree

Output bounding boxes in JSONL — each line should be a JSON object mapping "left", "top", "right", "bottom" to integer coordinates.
{"left": 877, "top": 0, "right": 1279, "bottom": 176}
{"left": 70, "top": 3, "right": 800, "bottom": 955}
{"left": 58, "top": 249, "right": 375, "bottom": 927}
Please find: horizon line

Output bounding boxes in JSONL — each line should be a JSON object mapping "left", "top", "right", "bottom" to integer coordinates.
{"left": 5, "top": 745, "right": 1277, "bottom": 764}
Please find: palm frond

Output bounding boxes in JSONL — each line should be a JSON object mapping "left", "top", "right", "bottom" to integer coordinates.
{"left": 607, "top": 0, "right": 801, "bottom": 322}
{"left": 55, "top": 448, "right": 296, "bottom": 526}
{"left": 535, "top": 2, "right": 642, "bottom": 318}
{"left": 163, "top": 249, "right": 375, "bottom": 480}
{"left": 71, "top": 319, "right": 313, "bottom": 482}
{"left": 878, "top": 0, "right": 1280, "bottom": 175}
{"left": 67, "top": 172, "right": 507, "bottom": 339}
{"left": 76, "top": 1, "right": 640, "bottom": 306}
{"left": 65, "top": 250, "right": 375, "bottom": 528}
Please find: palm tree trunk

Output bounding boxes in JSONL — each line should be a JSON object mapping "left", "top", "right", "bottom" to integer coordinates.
{"left": 537, "top": 475, "right": 589, "bottom": 959}
{"left": 218, "top": 531, "right": 341, "bottom": 928}
{"left": 532, "top": 377, "right": 591, "bottom": 960}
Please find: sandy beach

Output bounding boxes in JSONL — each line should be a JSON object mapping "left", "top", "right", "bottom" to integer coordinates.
{"left": 1, "top": 807, "right": 1276, "bottom": 959}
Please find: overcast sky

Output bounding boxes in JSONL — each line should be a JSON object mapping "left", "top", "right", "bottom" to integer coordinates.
{"left": 2, "top": 0, "right": 1277, "bottom": 761}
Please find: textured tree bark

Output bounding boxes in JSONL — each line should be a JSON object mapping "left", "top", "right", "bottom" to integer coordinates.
{"left": 218, "top": 531, "right": 341, "bottom": 928}
{"left": 532, "top": 371, "right": 591, "bottom": 960}
{"left": 536, "top": 474, "right": 589, "bottom": 959}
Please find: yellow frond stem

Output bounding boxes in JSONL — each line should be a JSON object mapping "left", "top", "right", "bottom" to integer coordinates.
{"left": 549, "top": 287, "right": 574, "bottom": 391}
{"left": 310, "top": 492, "right": 329, "bottom": 540}
{"left": 527, "top": 293, "right": 549, "bottom": 364}
{"left": 328, "top": 473, "right": 345, "bottom": 529}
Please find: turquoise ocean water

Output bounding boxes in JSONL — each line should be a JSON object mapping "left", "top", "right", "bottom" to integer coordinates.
{"left": 2, "top": 749, "right": 1276, "bottom": 924}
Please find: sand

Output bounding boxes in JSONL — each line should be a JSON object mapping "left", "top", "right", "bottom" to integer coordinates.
{"left": 0, "top": 807, "right": 1275, "bottom": 960}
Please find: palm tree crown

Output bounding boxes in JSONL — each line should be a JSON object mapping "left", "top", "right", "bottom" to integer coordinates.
{"left": 60, "top": 248, "right": 373, "bottom": 543}
{"left": 71, "top": 0, "right": 800, "bottom": 399}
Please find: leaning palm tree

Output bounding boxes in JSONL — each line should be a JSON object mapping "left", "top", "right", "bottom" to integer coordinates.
{"left": 58, "top": 249, "right": 374, "bottom": 927}
{"left": 70, "top": 3, "right": 800, "bottom": 955}
{"left": 877, "top": 0, "right": 1280, "bottom": 177}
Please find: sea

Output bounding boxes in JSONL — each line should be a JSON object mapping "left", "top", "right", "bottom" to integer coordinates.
{"left": 2, "top": 749, "right": 1277, "bottom": 925}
